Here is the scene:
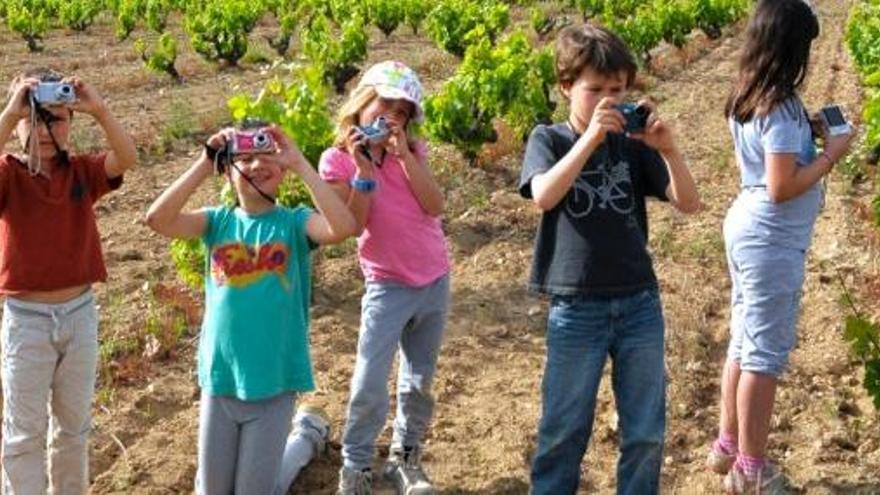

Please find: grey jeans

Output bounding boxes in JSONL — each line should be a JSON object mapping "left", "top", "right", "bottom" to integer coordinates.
{"left": 196, "top": 391, "right": 295, "bottom": 495}
{"left": 1, "top": 290, "right": 98, "bottom": 495}
{"left": 341, "top": 274, "right": 450, "bottom": 470}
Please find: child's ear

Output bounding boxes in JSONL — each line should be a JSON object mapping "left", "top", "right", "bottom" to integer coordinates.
{"left": 559, "top": 81, "right": 572, "bottom": 100}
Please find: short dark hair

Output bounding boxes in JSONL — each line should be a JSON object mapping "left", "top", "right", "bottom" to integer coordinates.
{"left": 555, "top": 23, "right": 638, "bottom": 90}
{"left": 22, "top": 67, "right": 64, "bottom": 82}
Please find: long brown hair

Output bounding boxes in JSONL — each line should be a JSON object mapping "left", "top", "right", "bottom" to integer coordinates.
{"left": 725, "top": 0, "right": 819, "bottom": 122}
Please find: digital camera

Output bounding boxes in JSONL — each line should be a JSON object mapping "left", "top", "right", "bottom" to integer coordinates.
{"left": 614, "top": 103, "right": 651, "bottom": 133}
{"left": 818, "top": 105, "right": 853, "bottom": 137}
{"left": 32, "top": 82, "right": 77, "bottom": 106}
{"left": 357, "top": 116, "right": 390, "bottom": 142}
{"left": 230, "top": 129, "right": 276, "bottom": 155}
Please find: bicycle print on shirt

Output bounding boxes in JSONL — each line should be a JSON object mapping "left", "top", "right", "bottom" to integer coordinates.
{"left": 567, "top": 158, "right": 636, "bottom": 218}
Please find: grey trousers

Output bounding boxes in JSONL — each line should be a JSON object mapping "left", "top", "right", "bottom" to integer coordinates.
{"left": 196, "top": 391, "right": 295, "bottom": 495}
{"left": 341, "top": 274, "right": 450, "bottom": 470}
{"left": 1, "top": 290, "right": 98, "bottom": 495}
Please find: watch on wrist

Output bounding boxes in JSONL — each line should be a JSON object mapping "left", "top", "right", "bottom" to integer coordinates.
{"left": 350, "top": 177, "right": 377, "bottom": 193}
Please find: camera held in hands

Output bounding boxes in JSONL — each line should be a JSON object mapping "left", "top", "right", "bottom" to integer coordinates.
{"left": 356, "top": 116, "right": 390, "bottom": 143}
{"left": 31, "top": 82, "right": 77, "bottom": 106}
{"left": 614, "top": 103, "right": 651, "bottom": 133}
{"left": 818, "top": 105, "right": 853, "bottom": 137}
{"left": 230, "top": 129, "right": 277, "bottom": 155}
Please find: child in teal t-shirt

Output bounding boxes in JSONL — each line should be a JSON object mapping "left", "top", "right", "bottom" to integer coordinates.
{"left": 146, "top": 122, "right": 355, "bottom": 494}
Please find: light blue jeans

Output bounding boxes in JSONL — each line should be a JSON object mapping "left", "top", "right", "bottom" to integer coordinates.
{"left": 530, "top": 288, "right": 665, "bottom": 495}
{"left": 724, "top": 206, "right": 807, "bottom": 377}
{"left": 1, "top": 290, "right": 98, "bottom": 495}
{"left": 341, "top": 274, "right": 450, "bottom": 471}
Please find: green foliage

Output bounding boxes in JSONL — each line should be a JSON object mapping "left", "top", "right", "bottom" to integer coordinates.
{"left": 603, "top": 5, "right": 662, "bottom": 63}
{"left": 184, "top": 0, "right": 263, "bottom": 66}
{"left": 227, "top": 64, "right": 334, "bottom": 171}
{"left": 134, "top": 33, "right": 181, "bottom": 80}
{"left": 367, "top": 0, "right": 405, "bottom": 38}
{"left": 146, "top": 0, "right": 172, "bottom": 33}
{"left": 654, "top": 0, "right": 695, "bottom": 49}
{"left": 57, "top": 0, "right": 104, "bottom": 31}
{"left": 689, "top": 0, "right": 750, "bottom": 39}
{"left": 848, "top": 2, "right": 880, "bottom": 78}
{"left": 530, "top": 5, "right": 554, "bottom": 38}
{"left": 301, "top": 14, "right": 368, "bottom": 93}
{"left": 844, "top": 315, "right": 880, "bottom": 410}
{"left": 425, "top": 31, "right": 555, "bottom": 164}
{"left": 425, "top": 0, "right": 509, "bottom": 57}
{"left": 113, "top": 0, "right": 142, "bottom": 41}
{"left": 170, "top": 238, "right": 206, "bottom": 291}
{"left": 6, "top": 0, "right": 52, "bottom": 52}
{"left": 402, "top": 0, "right": 430, "bottom": 35}
{"left": 263, "top": 0, "right": 302, "bottom": 57}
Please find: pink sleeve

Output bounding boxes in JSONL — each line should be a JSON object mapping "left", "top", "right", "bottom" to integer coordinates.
{"left": 318, "top": 147, "right": 356, "bottom": 183}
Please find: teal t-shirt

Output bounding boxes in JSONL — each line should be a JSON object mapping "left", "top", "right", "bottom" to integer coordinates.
{"left": 199, "top": 205, "right": 314, "bottom": 400}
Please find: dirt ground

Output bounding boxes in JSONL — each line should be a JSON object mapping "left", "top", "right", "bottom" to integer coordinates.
{"left": 0, "top": 0, "right": 879, "bottom": 493}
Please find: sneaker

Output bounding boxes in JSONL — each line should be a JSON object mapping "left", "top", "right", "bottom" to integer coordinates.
{"left": 723, "top": 462, "right": 787, "bottom": 495}
{"left": 383, "top": 445, "right": 435, "bottom": 495}
{"left": 706, "top": 444, "right": 736, "bottom": 475}
{"left": 337, "top": 466, "right": 373, "bottom": 495}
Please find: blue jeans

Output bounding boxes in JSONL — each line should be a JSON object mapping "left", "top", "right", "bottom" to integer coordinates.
{"left": 530, "top": 288, "right": 666, "bottom": 495}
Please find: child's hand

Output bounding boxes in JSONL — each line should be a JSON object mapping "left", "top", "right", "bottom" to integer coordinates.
{"left": 66, "top": 77, "right": 108, "bottom": 117}
{"left": 630, "top": 99, "right": 676, "bottom": 154}
{"left": 204, "top": 129, "right": 230, "bottom": 154}
{"left": 823, "top": 129, "right": 856, "bottom": 165}
{"left": 385, "top": 122, "right": 412, "bottom": 161}
{"left": 345, "top": 126, "right": 375, "bottom": 176}
{"left": 584, "top": 97, "right": 625, "bottom": 147}
{"left": 4, "top": 78, "right": 38, "bottom": 119}
{"left": 265, "top": 126, "right": 309, "bottom": 175}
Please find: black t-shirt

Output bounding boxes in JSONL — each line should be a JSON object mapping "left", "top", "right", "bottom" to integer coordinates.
{"left": 518, "top": 123, "right": 670, "bottom": 296}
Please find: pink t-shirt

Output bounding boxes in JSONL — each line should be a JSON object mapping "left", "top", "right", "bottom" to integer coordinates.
{"left": 318, "top": 144, "right": 450, "bottom": 287}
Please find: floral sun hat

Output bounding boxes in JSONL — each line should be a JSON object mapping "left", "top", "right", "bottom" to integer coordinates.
{"left": 356, "top": 61, "right": 424, "bottom": 122}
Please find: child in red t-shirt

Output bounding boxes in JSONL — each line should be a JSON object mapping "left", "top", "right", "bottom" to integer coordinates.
{"left": 0, "top": 68, "right": 136, "bottom": 494}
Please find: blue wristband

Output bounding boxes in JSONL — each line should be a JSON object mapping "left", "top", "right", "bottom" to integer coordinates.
{"left": 350, "top": 177, "right": 377, "bottom": 193}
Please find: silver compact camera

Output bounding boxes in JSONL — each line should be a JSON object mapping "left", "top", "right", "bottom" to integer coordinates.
{"left": 32, "top": 82, "right": 77, "bottom": 106}
{"left": 357, "top": 116, "right": 390, "bottom": 142}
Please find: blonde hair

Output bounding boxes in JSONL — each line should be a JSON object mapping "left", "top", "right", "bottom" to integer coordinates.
{"left": 332, "top": 86, "right": 422, "bottom": 151}
{"left": 333, "top": 86, "right": 379, "bottom": 149}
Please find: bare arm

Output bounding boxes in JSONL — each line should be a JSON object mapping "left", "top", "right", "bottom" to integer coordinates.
{"left": 265, "top": 128, "right": 356, "bottom": 245}
{"left": 630, "top": 99, "right": 701, "bottom": 213}
{"left": 145, "top": 132, "right": 227, "bottom": 238}
{"left": 530, "top": 97, "right": 624, "bottom": 211}
{"left": 145, "top": 153, "right": 211, "bottom": 239}
{"left": 0, "top": 78, "right": 37, "bottom": 153}
{"left": 660, "top": 146, "right": 701, "bottom": 214}
{"left": 387, "top": 127, "right": 444, "bottom": 216}
{"left": 764, "top": 128, "right": 854, "bottom": 203}
{"left": 68, "top": 78, "right": 136, "bottom": 178}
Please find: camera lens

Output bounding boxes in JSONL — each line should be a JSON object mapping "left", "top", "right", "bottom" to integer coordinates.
{"left": 635, "top": 105, "right": 650, "bottom": 117}
{"left": 59, "top": 84, "right": 72, "bottom": 95}
{"left": 254, "top": 132, "right": 270, "bottom": 148}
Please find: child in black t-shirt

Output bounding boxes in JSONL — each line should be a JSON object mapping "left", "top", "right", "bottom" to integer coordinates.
{"left": 519, "top": 23, "right": 700, "bottom": 495}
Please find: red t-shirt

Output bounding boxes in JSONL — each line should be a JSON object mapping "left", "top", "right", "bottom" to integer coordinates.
{"left": 0, "top": 153, "right": 123, "bottom": 293}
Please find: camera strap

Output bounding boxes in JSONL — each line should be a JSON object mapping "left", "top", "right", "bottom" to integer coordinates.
{"left": 24, "top": 98, "right": 71, "bottom": 176}
{"left": 208, "top": 144, "right": 277, "bottom": 205}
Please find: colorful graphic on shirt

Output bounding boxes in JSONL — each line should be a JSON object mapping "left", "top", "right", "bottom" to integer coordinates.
{"left": 210, "top": 242, "right": 290, "bottom": 288}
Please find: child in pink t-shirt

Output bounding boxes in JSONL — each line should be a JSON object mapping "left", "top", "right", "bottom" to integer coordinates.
{"left": 319, "top": 61, "right": 450, "bottom": 495}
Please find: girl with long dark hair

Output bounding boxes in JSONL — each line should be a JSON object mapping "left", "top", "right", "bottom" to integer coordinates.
{"left": 706, "top": 1, "right": 855, "bottom": 493}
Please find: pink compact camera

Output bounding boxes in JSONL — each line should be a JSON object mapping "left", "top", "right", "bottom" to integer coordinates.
{"left": 230, "top": 129, "right": 276, "bottom": 155}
